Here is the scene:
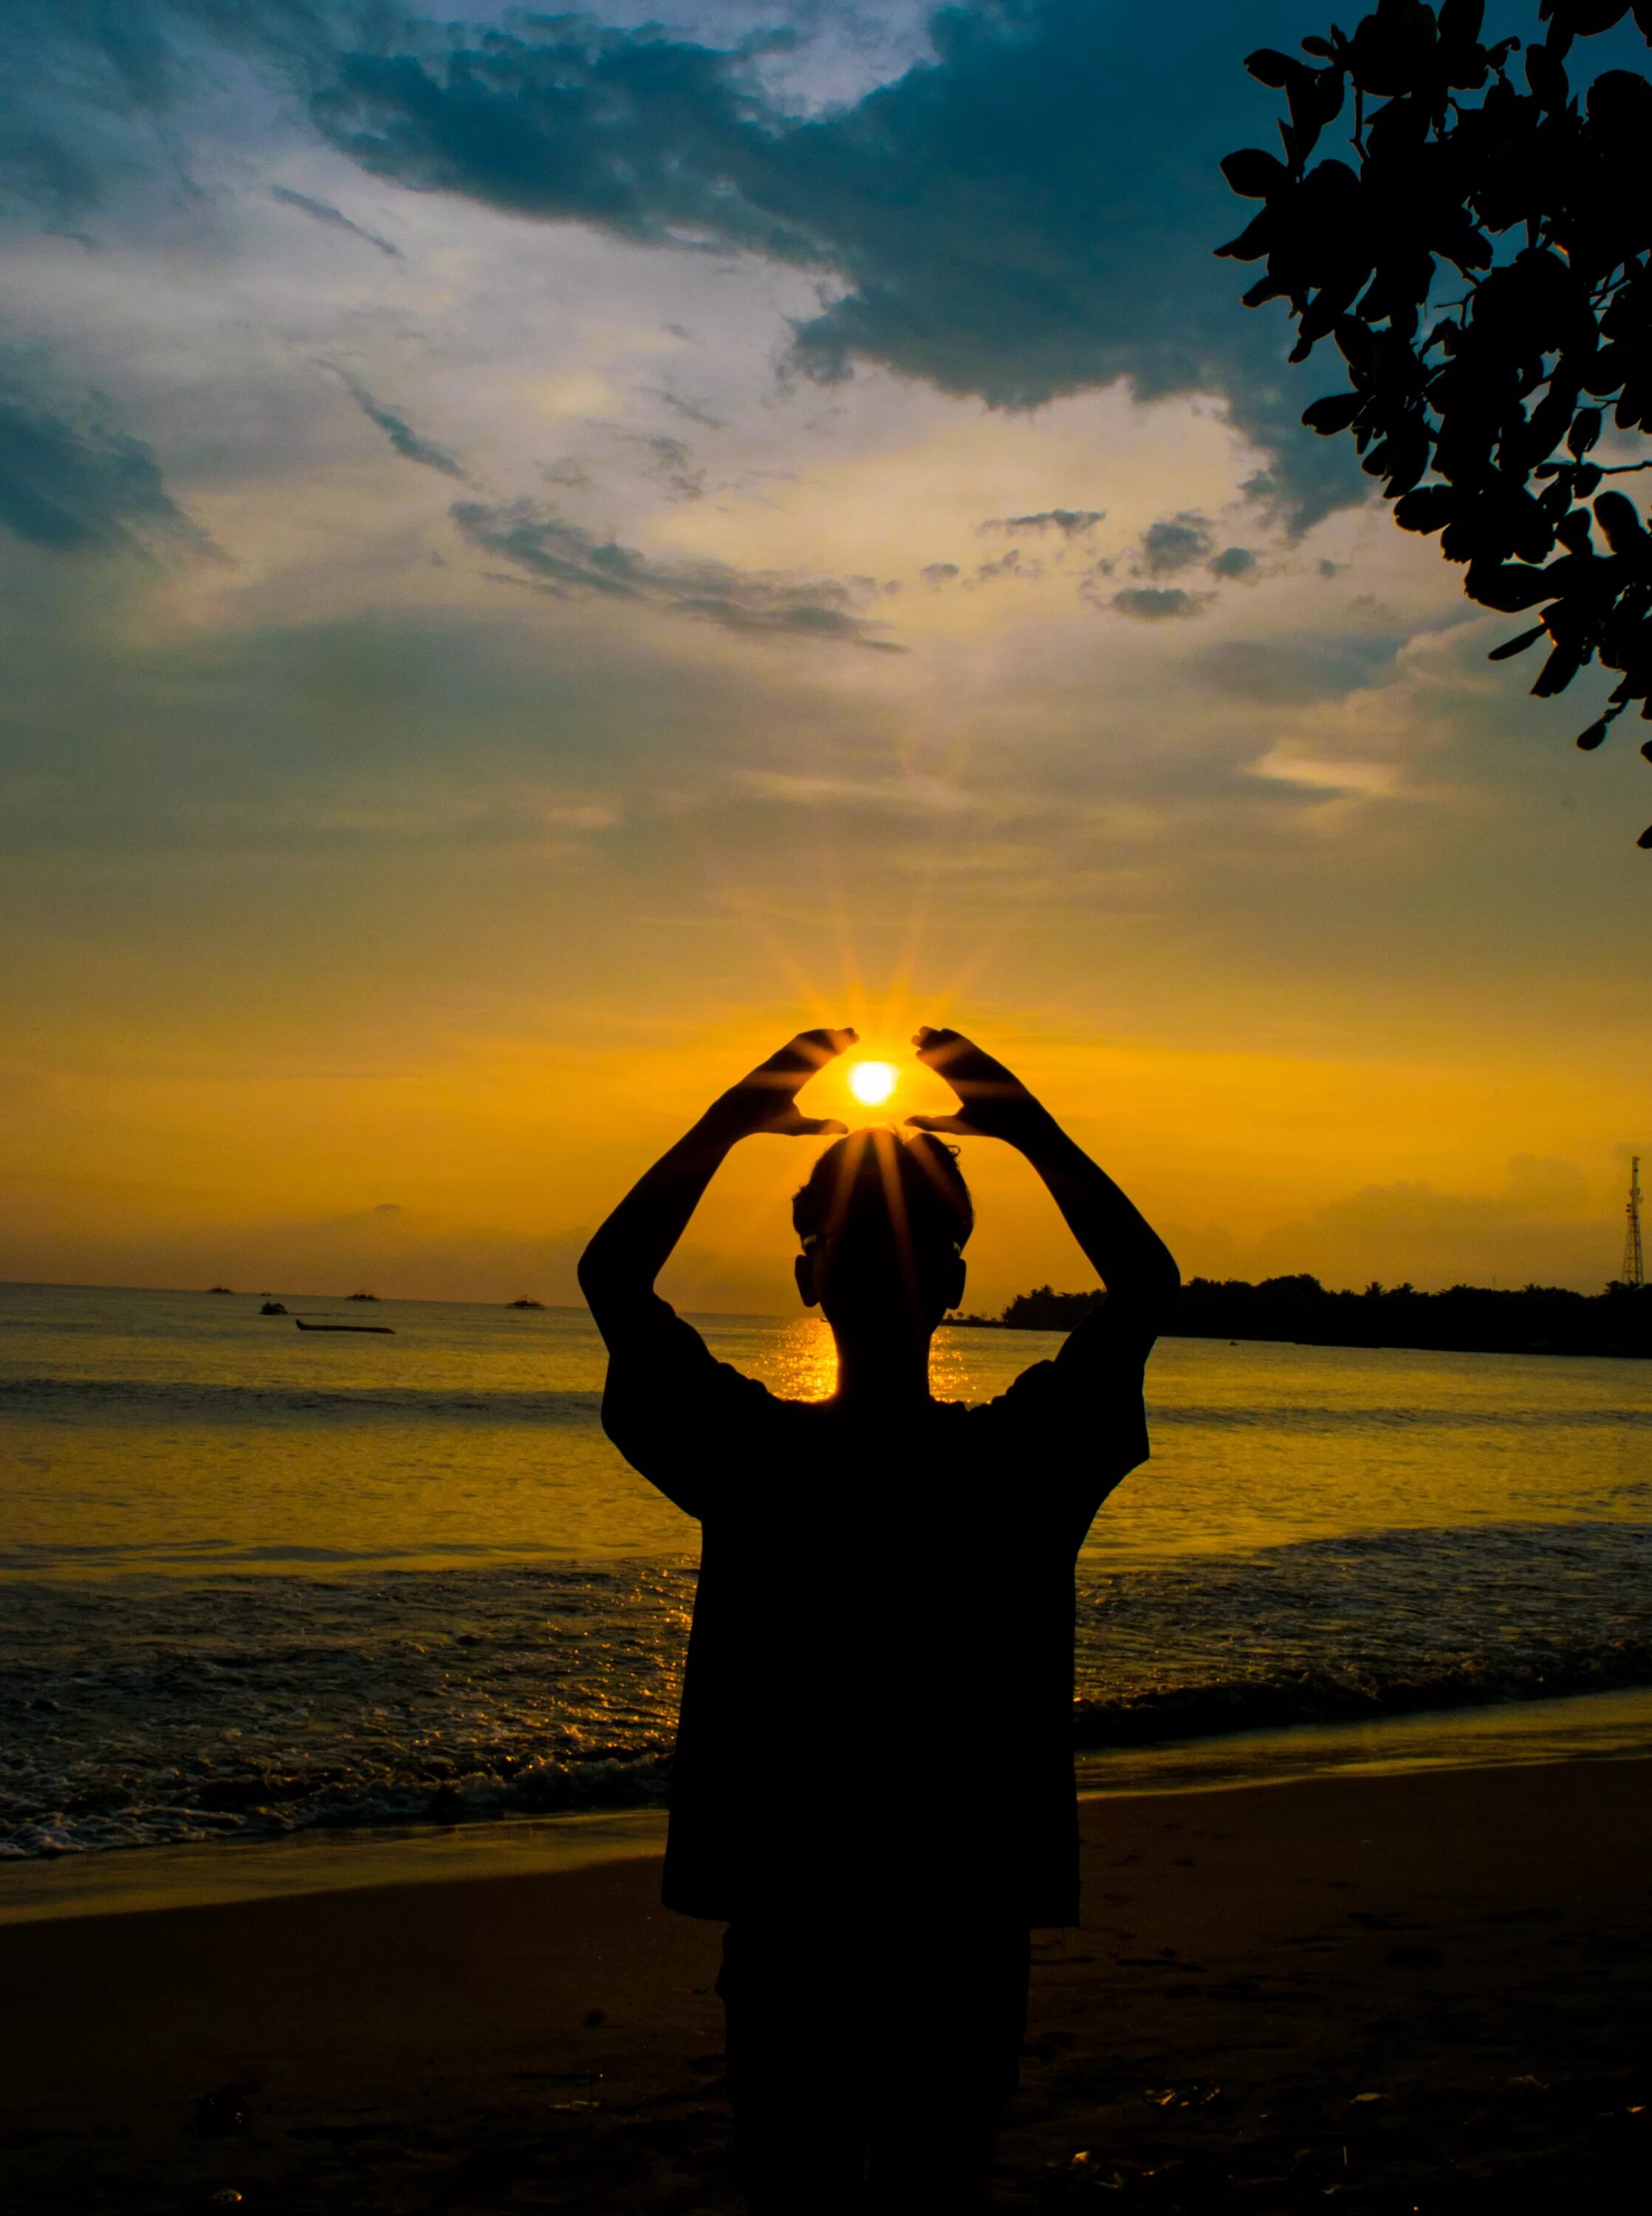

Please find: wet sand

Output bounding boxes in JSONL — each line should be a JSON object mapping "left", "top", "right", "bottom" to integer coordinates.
{"left": 2, "top": 1758, "right": 1648, "bottom": 2212}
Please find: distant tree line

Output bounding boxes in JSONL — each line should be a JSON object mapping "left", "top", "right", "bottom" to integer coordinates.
{"left": 953, "top": 1273, "right": 1651, "bottom": 1356}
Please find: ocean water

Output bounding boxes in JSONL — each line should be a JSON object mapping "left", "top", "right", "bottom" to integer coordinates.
{"left": 2, "top": 1283, "right": 1650, "bottom": 1865}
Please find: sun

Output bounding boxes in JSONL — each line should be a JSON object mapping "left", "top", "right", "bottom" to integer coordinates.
{"left": 848, "top": 1061, "right": 899, "bottom": 1107}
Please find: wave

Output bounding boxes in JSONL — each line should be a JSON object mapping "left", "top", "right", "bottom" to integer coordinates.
{"left": 0, "top": 1377, "right": 606, "bottom": 1424}
{"left": 0, "top": 1751, "right": 678, "bottom": 1861}
{"left": 3, "top": 1527, "right": 1651, "bottom": 1860}
{"left": 1144, "top": 1402, "right": 1652, "bottom": 1431}
{"left": 8, "top": 1374, "right": 1648, "bottom": 1435}
{"left": 1074, "top": 1646, "right": 1652, "bottom": 1747}
{"left": 0, "top": 1539, "right": 594, "bottom": 1573}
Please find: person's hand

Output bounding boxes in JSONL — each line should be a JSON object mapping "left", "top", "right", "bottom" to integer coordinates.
{"left": 905, "top": 1027, "right": 1044, "bottom": 1143}
{"left": 706, "top": 1028, "right": 857, "bottom": 1141}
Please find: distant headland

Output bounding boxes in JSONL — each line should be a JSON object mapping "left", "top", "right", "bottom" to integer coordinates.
{"left": 952, "top": 1276, "right": 1652, "bottom": 1359}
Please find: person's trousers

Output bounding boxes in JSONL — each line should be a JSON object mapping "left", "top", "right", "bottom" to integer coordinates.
{"left": 717, "top": 1909, "right": 1032, "bottom": 2213}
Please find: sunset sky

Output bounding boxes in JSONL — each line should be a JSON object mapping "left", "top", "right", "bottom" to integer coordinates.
{"left": 2, "top": 0, "right": 1646, "bottom": 1312}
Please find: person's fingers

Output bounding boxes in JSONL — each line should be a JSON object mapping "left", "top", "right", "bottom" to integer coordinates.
{"left": 913, "top": 1026, "right": 964, "bottom": 1054}
{"left": 904, "top": 1113, "right": 973, "bottom": 1135}
{"left": 786, "top": 1026, "right": 857, "bottom": 1065}
{"left": 792, "top": 1116, "right": 849, "bottom": 1137}
{"left": 912, "top": 1027, "right": 976, "bottom": 1077}
{"left": 747, "top": 1027, "right": 857, "bottom": 1090}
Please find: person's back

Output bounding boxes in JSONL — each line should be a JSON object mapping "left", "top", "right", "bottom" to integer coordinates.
{"left": 580, "top": 1026, "right": 1177, "bottom": 2212}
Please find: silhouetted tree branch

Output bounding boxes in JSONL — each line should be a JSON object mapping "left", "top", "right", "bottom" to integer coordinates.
{"left": 1218, "top": 0, "right": 1652, "bottom": 844}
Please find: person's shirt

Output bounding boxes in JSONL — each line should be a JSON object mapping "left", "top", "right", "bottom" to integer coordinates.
{"left": 599, "top": 1297, "right": 1153, "bottom": 1926}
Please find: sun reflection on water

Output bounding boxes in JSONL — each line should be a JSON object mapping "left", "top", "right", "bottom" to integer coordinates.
{"left": 731, "top": 1316, "right": 979, "bottom": 1405}
{"left": 762, "top": 1316, "right": 840, "bottom": 1401}
{"left": 928, "top": 1328, "right": 975, "bottom": 1403}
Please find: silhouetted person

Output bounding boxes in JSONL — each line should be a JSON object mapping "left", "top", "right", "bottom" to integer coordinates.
{"left": 578, "top": 1026, "right": 1178, "bottom": 2212}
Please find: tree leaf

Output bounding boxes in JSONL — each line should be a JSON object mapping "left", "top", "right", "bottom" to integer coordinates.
{"left": 1532, "top": 639, "right": 1586, "bottom": 694}
{"left": 1544, "top": 0, "right": 1630, "bottom": 32}
{"left": 1220, "top": 148, "right": 1289, "bottom": 198}
{"left": 1303, "top": 391, "right": 1363, "bottom": 434}
{"left": 1396, "top": 484, "right": 1456, "bottom": 533}
{"left": 1594, "top": 491, "right": 1651, "bottom": 555}
{"left": 1465, "top": 559, "right": 1563, "bottom": 609}
{"left": 1244, "top": 47, "right": 1299, "bottom": 86}
{"left": 1489, "top": 624, "right": 1549, "bottom": 659}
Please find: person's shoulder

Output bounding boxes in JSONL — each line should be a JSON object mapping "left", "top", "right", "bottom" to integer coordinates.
{"left": 698, "top": 1353, "right": 795, "bottom": 1415}
{"left": 945, "top": 1360, "right": 1059, "bottom": 1422}
{"left": 729, "top": 1368, "right": 811, "bottom": 1418}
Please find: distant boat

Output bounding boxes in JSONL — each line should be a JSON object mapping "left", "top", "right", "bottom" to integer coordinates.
{"left": 295, "top": 1319, "right": 394, "bottom": 1335}
{"left": 346, "top": 1290, "right": 380, "bottom": 1302}
{"left": 507, "top": 1297, "right": 544, "bottom": 1310}
{"left": 207, "top": 1285, "right": 233, "bottom": 1295}
{"left": 261, "top": 1300, "right": 289, "bottom": 1316}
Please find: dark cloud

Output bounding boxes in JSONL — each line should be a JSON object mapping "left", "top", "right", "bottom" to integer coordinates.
{"left": 602, "top": 426, "right": 704, "bottom": 502}
{"left": 337, "top": 373, "right": 466, "bottom": 477}
{"left": 9, "top": 2, "right": 1362, "bottom": 527}
{"left": 450, "top": 498, "right": 903, "bottom": 649}
{"left": 0, "top": 0, "right": 198, "bottom": 225}
{"left": 981, "top": 508, "right": 1105, "bottom": 536}
{"left": 277, "top": 0, "right": 1361, "bottom": 530}
{"left": 1193, "top": 637, "right": 1402, "bottom": 704}
{"left": 919, "top": 561, "right": 959, "bottom": 584}
{"left": 270, "top": 184, "right": 400, "bottom": 255}
{"left": 642, "top": 386, "right": 726, "bottom": 431}
{"left": 1138, "top": 513, "right": 1215, "bottom": 577}
{"left": 1111, "top": 586, "right": 1204, "bottom": 621}
{"left": 0, "top": 126, "right": 102, "bottom": 227}
{"left": 973, "top": 547, "right": 1037, "bottom": 583}
{"left": 1209, "top": 544, "right": 1257, "bottom": 578}
{"left": 0, "top": 353, "right": 208, "bottom": 556}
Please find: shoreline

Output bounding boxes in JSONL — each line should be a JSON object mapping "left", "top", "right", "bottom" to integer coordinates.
{"left": 3, "top": 1757, "right": 1648, "bottom": 2212}
{"left": 4, "top": 1682, "right": 1650, "bottom": 1929}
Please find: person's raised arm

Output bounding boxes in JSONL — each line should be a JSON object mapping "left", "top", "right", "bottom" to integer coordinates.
{"left": 905, "top": 1027, "right": 1179, "bottom": 1338}
{"left": 577, "top": 1028, "right": 854, "bottom": 1344}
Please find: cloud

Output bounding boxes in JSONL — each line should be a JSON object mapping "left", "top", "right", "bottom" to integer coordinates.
{"left": 733, "top": 769, "right": 974, "bottom": 813}
{"left": 1208, "top": 544, "right": 1256, "bottom": 579}
{"left": 973, "top": 547, "right": 1038, "bottom": 584}
{"left": 1111, "top": 586, "right": 1204, "bottom": 621}
{"left": 1137, "top": 512, "right": 1216, "bottom": 577}
{"left": 450, "top": 497, "right": 903, "bottom": 649}
{"left": 1252, "top": 1158, "right": 1618, "bottom": 1293}
{"left": 9, "top": 1202, "right": 595, "bottom": 1307}
{"left": 336, "top": 372, "right": 467, "bottom": 478}
{"left": 919, "top": 561, "right": 959, "bottom": 584}
{"left": 1195, "top": 637, "right": 1401, "bottom": 705}
{"left": 0, "top": 126, "right": 101, "bottom": 228}
{"left": 602, "top": 425, "right": 704, "bottom": 502}
{"left": 270, "top": 183, "right": 400, "bottom": 255}
{"left": 1250, "top": 746, "right": 1402, "bottom": 800}
{"left": 981, "top": 509, "right": 1106, "bottom": 537}
{"left": 266, "top": 0, "right": 1363, "bottom": 529}
{"left": 0, "top": 1, "right": 173, "bottom": 224}
{"left": 642, "top": 386, "right": 725, "bottom": 431}
{"left": 0, "top": 352, "right": 208, "bottom": 556}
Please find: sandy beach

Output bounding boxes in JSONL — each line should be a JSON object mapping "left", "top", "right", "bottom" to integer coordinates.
{"left": 3, "top": 1756, "right": 1648, "bottom": 2212}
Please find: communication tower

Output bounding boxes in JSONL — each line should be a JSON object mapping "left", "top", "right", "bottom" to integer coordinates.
{"left": 1625, "top": 1156, "right": 1645, "bottom": 1290}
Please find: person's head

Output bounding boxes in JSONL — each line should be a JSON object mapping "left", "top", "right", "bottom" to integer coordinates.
{"left": 791, "top": 1128, "right": 973, "bottom": 1335}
